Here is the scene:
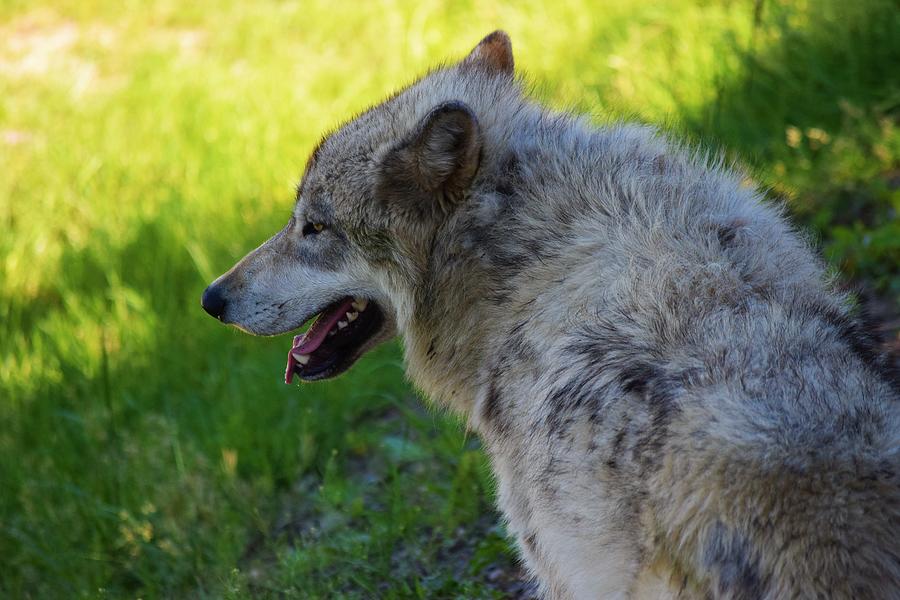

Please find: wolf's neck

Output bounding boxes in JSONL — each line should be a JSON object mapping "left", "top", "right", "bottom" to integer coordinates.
{"left": 399, "top": 108, "right": 593, "bottom": 417}
{"left": 400, "top": 217, "right": 499, "bottom": 418}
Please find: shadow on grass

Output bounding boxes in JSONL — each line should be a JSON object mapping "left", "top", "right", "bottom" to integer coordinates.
{"left": 681, "top": 0, "right": 900, "bottom": 299}
{"left": 684, "top": 0, "right": 899, "bottom": 162}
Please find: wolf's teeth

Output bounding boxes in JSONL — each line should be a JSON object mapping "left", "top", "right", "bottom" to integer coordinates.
{"left": 346, "top": 311, "right": 358, "bottom": 322}
{"left": 292, "top": 352, "right": 310, "bottom": 365}
{"left": 352, "top": 299, "right": 368, "bottom": 312}
{"left": 337, "top": 320, "right": 348, "bottom": 329}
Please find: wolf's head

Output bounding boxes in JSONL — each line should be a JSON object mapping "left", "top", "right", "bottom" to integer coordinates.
{"left": 201, "top": 31, "right": 519, "bottom": 383}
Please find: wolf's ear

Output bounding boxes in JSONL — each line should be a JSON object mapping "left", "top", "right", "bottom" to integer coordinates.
{"left": 461, "top": 30, "right": 514, "bottom": 75}
{"left": 378, "top": 101, "right": 481, "bottom": 216}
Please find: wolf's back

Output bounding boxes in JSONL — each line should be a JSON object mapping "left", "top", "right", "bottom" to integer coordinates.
{"left": 640, "top": 297, "right": 900, "bottom": 598}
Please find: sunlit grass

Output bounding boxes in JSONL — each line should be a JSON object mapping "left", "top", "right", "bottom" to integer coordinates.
{"left": 1, "top": 0, "right": 897, "bottom": 596}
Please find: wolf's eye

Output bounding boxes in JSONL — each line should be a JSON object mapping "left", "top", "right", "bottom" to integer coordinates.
{"left": 303, "top": 222, "right": 326, "bottom": 236}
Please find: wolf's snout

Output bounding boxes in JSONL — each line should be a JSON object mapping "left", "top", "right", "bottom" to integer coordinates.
{"left": 201, "top": 284, "right": 227, "bottom": 320}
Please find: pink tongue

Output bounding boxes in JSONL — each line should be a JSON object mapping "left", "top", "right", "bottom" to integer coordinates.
{"left": 284, "top": 298, "right": 355, "bottom": 384}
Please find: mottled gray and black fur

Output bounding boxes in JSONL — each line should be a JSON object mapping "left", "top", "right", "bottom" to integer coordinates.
{"left": 204, "top": 32, "right": 900, "bottom": 599}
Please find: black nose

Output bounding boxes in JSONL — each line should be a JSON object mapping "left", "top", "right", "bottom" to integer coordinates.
{"left": 201, "top": 284, "right": 227, "bottom": 320}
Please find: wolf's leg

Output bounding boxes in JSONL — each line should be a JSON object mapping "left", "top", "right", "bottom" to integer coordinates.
{"left": 493, "top": 447, "right": 646, "bottom": 599}
{"left": 517, "top": 520, "right": 642, "bottom": 600}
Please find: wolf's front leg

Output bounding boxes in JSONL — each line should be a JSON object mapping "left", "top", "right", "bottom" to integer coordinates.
{"left": 492, "top": 448, "right": 647, "bottom": 599}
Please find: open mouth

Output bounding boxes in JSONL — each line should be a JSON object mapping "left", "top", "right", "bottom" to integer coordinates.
{"left": 284, "top": 297, "right": 384, "bottom": 383}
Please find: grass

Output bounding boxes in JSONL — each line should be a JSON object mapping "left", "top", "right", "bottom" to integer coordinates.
{"left": 1, "top": 0, "right": 897, "bottom": 597}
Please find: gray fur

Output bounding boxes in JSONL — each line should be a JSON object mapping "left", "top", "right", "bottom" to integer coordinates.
{"left": 205, "top": 31, "right": 900, "bottom": 599}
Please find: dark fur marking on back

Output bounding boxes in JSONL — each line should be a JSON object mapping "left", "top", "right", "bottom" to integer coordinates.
{"left": 615, "top": 361, "right": 682, "bottom": 472}
{"left": 717, "top": 225, "right": 737, "bottom": 248}
{"left": 715, "top": 218, "right": 746, "bottom": 249}
{"left": 618, "top": 361, "right": 663, "bottom": 394}
{"left": 634, "top": 382, "right": 680, "bottom": 472}
{"left": 703, "top": 522, "right": 766, "bottom": 600}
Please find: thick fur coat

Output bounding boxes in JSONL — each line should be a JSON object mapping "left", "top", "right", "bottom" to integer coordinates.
{"left": 204, "top": 32, "right": 900, "bottom": 599}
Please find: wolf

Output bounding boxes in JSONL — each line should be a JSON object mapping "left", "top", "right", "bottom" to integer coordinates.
{"left": 201, "top": 31, "right": 900, "bottom": 599}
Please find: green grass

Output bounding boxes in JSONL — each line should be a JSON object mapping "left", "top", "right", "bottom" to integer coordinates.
{"left": 1, "top": 0, "right": 898, "bottom": 597}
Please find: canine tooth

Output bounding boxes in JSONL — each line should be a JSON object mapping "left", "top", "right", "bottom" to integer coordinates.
{"left": 337, "top": 320, "right": 348, "bottom": 329}
{"left": 352, "top": 299, "right": 368, "bottom": 311}
{"left": 292, "top": 353, "right": 310, "bottom": 365}
{"left": 346, "top": 311, "right": 358, "bottom": 322}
